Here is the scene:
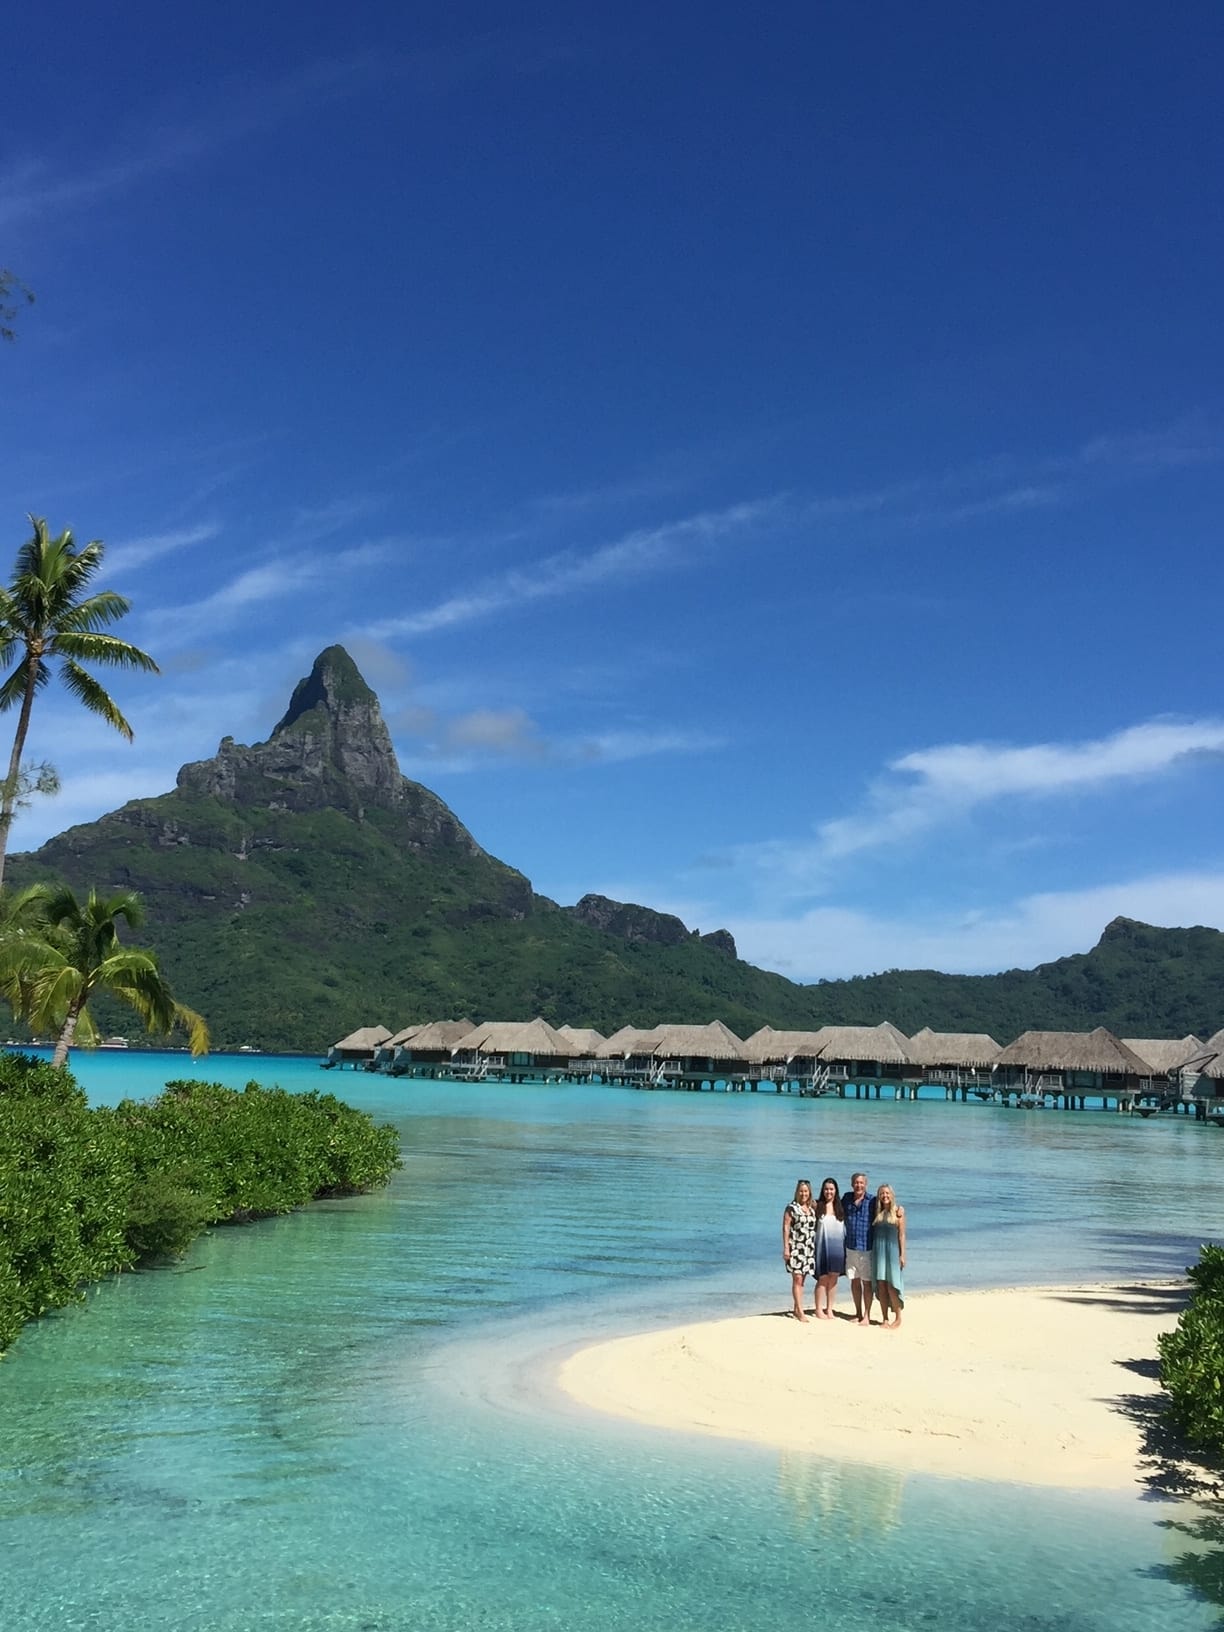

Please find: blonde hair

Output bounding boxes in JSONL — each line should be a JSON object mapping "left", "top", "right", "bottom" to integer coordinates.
{"left": 875, "top": 1183, "right": 902, "bottom": 1225}
{"left": 793, "top": 1178, "right": 813, "bottom": 1205}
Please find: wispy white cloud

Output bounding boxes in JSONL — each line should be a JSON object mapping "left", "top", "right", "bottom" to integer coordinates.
{"left": 106, "top": 522, "right": 220, "bottom": 576}
{"left": 0, "top": 57, "right": 391, "bottom": 233}
{"left": 0, "top": 36, "right": 577, "bottom": 237}
{"left": 574, "top": 727, "right": 725, "bottom": 763}
{"left": 727, "top": 868, "right": 1224, "bottom": 981}
{"left": 149, "top": 539, "right": 396, "bottom": 646}
{"left": 364, "top": 498, "right": 782, "bottom": 640}
{"left": 396, "top": 702, "right": 722, "bottom": 772}
{"left": 787, "top": 416, "right": 1223, "bottom": 539}
{"left": 289, "top": 494, "right": 387, "bottom": 543}
{"left": 734, "top": 718, "right": 1224, "bottom": 891}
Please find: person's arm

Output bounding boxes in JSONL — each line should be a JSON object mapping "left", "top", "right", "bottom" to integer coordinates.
{"left": 782, "top": 1206, "right": 792, "bottom": 1262}
{"left": 897, "top": 1206, "right": 906, "bottom": 1269}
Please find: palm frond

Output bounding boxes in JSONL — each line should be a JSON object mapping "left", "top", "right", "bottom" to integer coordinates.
{"left": 54, "top": 591, "right": 135, "bottom": 635}
{"left": 99, "top": 950, "right": 181, "bottom": 1035}
{"left": 56, "top": 662, "right": 135, "bottom": 739}
{"left": 51, "top": 630, "right": 159, "bottom": 673}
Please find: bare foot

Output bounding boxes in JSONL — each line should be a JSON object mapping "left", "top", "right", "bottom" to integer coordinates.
{"left": 794, "top": 1312, "right": 810, "bottom": 1323}
{"left": 856, "top": 1315, "right": 869, "bottom": 1326}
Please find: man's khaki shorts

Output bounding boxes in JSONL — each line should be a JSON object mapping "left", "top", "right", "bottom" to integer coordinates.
{"left": 845, "top": 1248, "right": 872, "bottom": 1282}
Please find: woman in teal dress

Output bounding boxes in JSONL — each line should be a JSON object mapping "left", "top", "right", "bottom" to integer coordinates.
{"left": 871, "top": 1184, "right": 906, "bottom": 1330}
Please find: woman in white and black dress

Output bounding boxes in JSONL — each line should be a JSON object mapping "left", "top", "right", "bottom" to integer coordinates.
{"left": 813, "top": 1177, "right": 847, "bottom": 1319}
{"left": 781, "top": 1179, "right": 816, "bottom": 1322}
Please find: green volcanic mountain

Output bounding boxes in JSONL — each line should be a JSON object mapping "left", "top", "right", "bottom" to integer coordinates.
{"left": 10, "top": 647, "right": 1224, "bottom": 1050}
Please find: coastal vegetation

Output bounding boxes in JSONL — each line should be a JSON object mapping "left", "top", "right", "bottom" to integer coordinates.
{"left": 0, "top": 1050, "right": 401, "bottom": 1352}
{"left": 1160, "top": 1244, "right": 1224, "bottom": 1473}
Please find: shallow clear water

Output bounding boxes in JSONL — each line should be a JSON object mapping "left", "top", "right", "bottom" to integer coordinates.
{"left": 2, "top": 1053, "right": 1222, "bottom": 1630}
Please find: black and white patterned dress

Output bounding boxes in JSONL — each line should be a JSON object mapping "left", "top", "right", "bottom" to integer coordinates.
{"left": 785, "top": 1201, "right": 816, "bottom": 1277}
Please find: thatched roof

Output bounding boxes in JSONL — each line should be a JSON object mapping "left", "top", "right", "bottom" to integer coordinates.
{"left": 814, "top": 1023, "right": 912, "bottom": 1066}
{"left": 596, "top": 1025, "right": 663, "bottom": 1058}
{"left": 558, "top": 1026, "right": 606, "bottom": 1053}
{"left": 650, "top": 1021, "right": 748, "bottom": 1061}
{"left": 743, "top": 1027, "right": 831, "bottom": 1063}
{"left": 1201, "top": 1028, "right": 1224, "bottom": 1055}
{"left": 906, "top": 1028, "right": 1001, "bottom": 1068}
{"left": 332, "top": 1025, "right": 392, "bottom": 1052}
{"left": 452, "top": 1018, "right": 572, "bottom": 1058}
{"left": 403, "top": 1019, "right": 474, "bottom": 1051}
{"left": 1121, "top": 1036, "right": 1207, "bottom": 1074}
{"left": 384, "top": 1024, "right": 424, "bottom": 1049}
{"left": 994, "top": 1028, "right": 1151, "bottom": 1075}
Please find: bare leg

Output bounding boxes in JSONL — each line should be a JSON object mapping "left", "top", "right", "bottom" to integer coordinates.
{"left": 791, "top": 1272, "right": 809, "bottom": 1321}
{"left": 856, "top": 1279, "right": 874, "bottom": 1325}
{"left": 851, "top": 1275, "right": 864, "bottom": 1320}
{"left": 817, "top": 1274, "right": 836, "bottom": 1317}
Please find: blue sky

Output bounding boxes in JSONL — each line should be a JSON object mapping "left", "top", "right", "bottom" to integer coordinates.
{"left": 4, "top": 2, "right": 1224, "bottom": 982}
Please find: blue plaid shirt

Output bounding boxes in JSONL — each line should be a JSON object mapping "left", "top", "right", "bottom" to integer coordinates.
{"left": 842, "top": 1191, "right": 877, "bottom": 1251}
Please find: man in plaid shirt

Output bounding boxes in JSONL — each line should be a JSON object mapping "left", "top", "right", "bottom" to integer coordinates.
{"left": 842, "top": 1170, "right": 878, "bottom": 1325}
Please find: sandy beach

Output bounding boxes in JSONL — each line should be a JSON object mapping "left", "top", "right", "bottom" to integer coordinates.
{"left": 558, "top": 1283, "right": 1185, "bottom": 1490}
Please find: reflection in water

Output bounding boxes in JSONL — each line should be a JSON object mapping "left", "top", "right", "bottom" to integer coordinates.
{"left": 779, "top": 1451, "right": 904, "bottom": 1539}
{"left": 1156, "top": 1503, "right": 1224, "bottom": 1624}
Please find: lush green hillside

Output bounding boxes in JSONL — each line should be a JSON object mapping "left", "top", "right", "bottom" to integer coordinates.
{"left": 10, "top": 647, "right": 1224, "bottom": 1050}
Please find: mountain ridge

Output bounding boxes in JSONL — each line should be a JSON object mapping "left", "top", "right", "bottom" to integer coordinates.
{"left": 11, "top": 647, "right": 1224, "bottom": 1050}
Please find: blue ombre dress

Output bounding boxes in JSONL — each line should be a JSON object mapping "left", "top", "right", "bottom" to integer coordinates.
{"left": 871, "top": 1216, "right": 904, "bottom": 1304}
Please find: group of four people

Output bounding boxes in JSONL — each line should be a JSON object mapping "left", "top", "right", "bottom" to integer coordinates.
{"left": 781, "top": 1171, "right": 906, "bottom": 1328}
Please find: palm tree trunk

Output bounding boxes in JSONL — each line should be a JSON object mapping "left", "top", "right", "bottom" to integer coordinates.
{"left": 0, "top": 655, "right": 38, "bottom": 893}
{"left": 51, "top": 1002, "right": 83, "bottom": 1070}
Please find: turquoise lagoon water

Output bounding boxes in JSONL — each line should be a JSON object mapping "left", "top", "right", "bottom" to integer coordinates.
{"left": 2, "top": 1051, "right": 1222, "bottom": 1631}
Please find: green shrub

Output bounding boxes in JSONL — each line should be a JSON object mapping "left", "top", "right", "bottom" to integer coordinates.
{"left": 1159, "top": 1243, "right": 1224, "bottom": 1467}
{"left": 123, "top": 1176, "right": 212, "bottom": 1260}
{"left": 0, "top": 1057, "right": 401, "bottom": 1352}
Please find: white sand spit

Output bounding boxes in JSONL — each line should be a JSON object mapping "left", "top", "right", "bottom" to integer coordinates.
{"left": 558, "top": 1284, "right": 1183, "bottom": 1490}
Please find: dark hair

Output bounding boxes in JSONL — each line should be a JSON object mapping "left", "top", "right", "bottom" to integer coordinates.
{"left": 816, "top": 1177, "right": 844, "bottom": 1221}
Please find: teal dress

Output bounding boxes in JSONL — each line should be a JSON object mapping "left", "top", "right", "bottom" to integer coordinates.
{"left": 871, "top": 1216, "right": 904, "bottom": 1304}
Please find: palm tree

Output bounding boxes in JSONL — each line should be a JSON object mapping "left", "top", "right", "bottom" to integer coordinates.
{"left": 0, "top": 517, "right": 159, "bottom": 888}
{"left": 0, "top": 884, "right": 208, "bottom": 1068}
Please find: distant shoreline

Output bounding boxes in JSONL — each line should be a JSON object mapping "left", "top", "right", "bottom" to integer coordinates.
{"left": 558, "top": 1282, "right": 1186, "bottom": 1490}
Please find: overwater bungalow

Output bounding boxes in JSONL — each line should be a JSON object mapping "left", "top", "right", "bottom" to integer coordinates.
{"left": 450, "top": 1018, "right": 572, "bottom": 1081}
{"left": 561, "top": 1024, "right": 610, "bottom": 1077}
{"left": 325, "top": 1024, "right": 392, "bottom": 1069}
{"left": 1184, "top": 1046, "right": 1224, "bottom": 1119}
{"left": 813, "top": 1023, "right": 913, "bottom": 1093}
{"left": 1122, "top": 1036, "right": 1209, "bottom": 1095}
{"left": 646, "top": 1021, "right": 750, "bottom": 1088}
{"left": 743, "top": 1027, "right": 832, "bottom": 1091}
{"left": 387, "top": 1019, "right": 475, "bottom": 1075}
{"left": 993, "top": 1028, "right": 1151, "bottom": 1108}
{"left": 372, "top": 1023, "right": 423, "bottom": 1070}
{"left": 906, "top": 1028, "right": 1001, "bottom": 1094}
{"left": 595, "top": 1026, "right": 663, "bottom": 1082}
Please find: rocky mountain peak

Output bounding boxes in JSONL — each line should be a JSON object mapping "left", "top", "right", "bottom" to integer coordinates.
{"left": 268, "top": 645, "right": 401, "bottom": 800}
{"left": 565, "top": 892, "right": 737, "bottom": 957}
{"left": 174, "top": 647, "right": 467, "bottom": 842}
